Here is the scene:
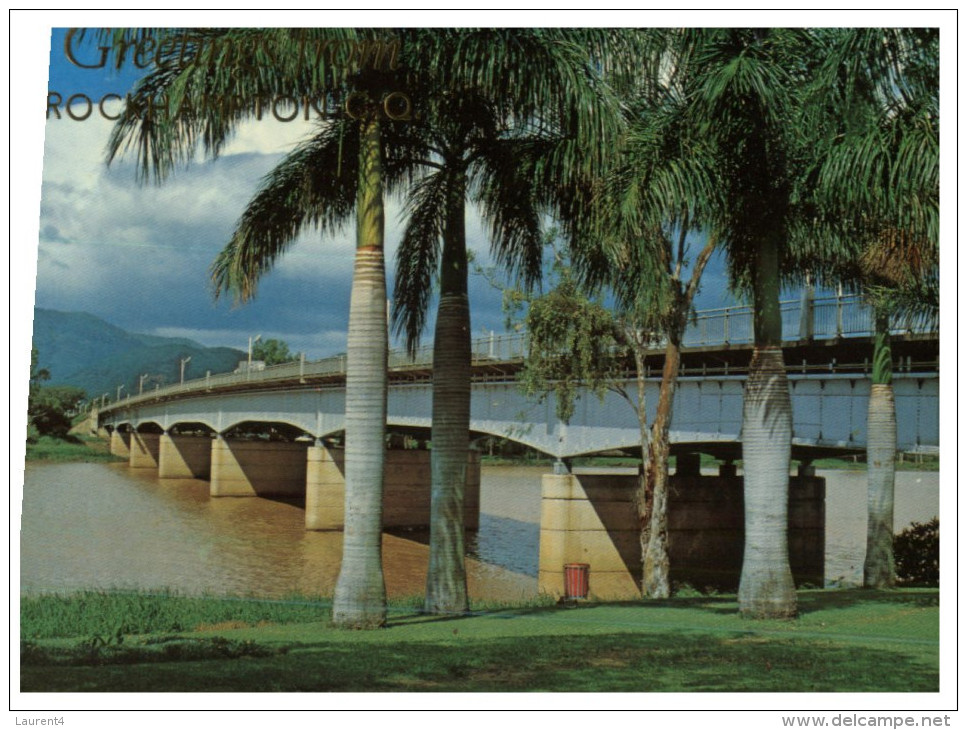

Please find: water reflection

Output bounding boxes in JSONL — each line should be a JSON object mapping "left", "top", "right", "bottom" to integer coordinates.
{"left": 20, "top": 462, "right": 541, "bottom": 600}
{"left": 19, "top": 462, "right": 939, "bottom": 598}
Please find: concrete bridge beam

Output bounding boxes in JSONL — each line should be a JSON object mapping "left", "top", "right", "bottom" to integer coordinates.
{"left": 158, "top": 433, "right": 213, "bottom": 479}
{"left": 209, "top": 435, "right": 310, "bottom": 497}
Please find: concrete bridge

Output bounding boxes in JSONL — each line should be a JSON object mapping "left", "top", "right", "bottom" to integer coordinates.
{"left": 94, "top": 294, "right": 938, "bottom": 599}
{"left": 97, "top": 293, "right": 938, "bottom": 460}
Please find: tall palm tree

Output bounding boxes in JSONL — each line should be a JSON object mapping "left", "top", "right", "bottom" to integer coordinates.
{"left": 388, "top": 92, "right": 544, "bottom": 615}
{"left": 670, "top": 28, "right": 829, "bottom": 618}
{"left": 208, "top": 28, "right": 639, "bottom": 616}
{"left": 106, "top": 28, "right": 401, "bottom": 628}
{"left": 384, "top": 29, "right": 639, "bottom": 614}
{"left": 807, "top": 28, "right": 939, "bottom": 588}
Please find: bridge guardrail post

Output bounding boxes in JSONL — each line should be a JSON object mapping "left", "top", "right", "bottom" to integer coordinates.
{"left": 799, "top": 282, "right": 814, "bottom": 341}
{"left": 835, "top": 286, "right": 844, "bottom": 337}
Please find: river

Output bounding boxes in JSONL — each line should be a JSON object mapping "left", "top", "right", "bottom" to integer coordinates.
{"left": 19, "top": 462, "right": 938, "bottom": 599}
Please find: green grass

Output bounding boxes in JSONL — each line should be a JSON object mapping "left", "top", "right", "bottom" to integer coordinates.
{"left": 24, "top": 435, "right": 126, "bottom": 463}
{"left": 20, "top": 588, "right": 939, "bottom": 692}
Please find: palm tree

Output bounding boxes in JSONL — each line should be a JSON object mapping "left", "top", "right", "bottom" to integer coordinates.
{"left": 388, "top": 93, "right": 540, "bottom": 615}
{"left": 807, "top": 28, "right": 939, "bottom": 588}
{"left": 106, "top": 28, "right": 401, "bottom": 628}
{"left": 209, "top": 28, "right": 640, "bottom": 616}
{"left": 669, "top": 28, "right": 830, "bottom": 618}
{"left": 387, "top": 29, "right": 639, "bottom": 614}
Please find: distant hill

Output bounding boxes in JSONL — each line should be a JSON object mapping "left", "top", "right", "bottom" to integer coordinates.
{"left": 30, "top": 308, "right": 245, "bottom": 399}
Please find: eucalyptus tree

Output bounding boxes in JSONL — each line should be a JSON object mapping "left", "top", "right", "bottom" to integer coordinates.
{"left": 807, "top": 28, "right": 939, "bottom": 588}
{"left": 563, "top": 84, "right": 720, "bottom": 599}
{"left": 105, "top": 28, "right": 404, "bottom": 628}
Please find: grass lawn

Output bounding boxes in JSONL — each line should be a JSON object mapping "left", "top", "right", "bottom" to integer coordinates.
{"left": 20, "top": 588, "right": 939, "bottom": 692}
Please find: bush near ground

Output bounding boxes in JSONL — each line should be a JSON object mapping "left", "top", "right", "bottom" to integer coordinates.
{"left": 895, "top": 518, "right": 939, "bottom": 587}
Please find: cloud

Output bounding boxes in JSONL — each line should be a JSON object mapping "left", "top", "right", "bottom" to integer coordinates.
{"left": 32, "top": 101, "right": 520, "bottom": 364}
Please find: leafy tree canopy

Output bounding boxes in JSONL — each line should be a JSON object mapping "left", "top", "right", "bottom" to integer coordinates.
{"left": 28, "top": 350, "right": 86, "bottom": 439}
{"left": 251, "top": 338, "right": 294, "bottom": 366}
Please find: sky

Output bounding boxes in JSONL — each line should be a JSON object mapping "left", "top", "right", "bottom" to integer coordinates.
{"left": 19, "top": 11, "right": 955, "bottom": 372}
{"left": 21, "top": 18, "right": 753, "bottom": 370}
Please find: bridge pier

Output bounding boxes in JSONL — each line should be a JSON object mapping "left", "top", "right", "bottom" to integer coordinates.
{"left": 209, "top": 435, "right": 310, "bottom": 497}
{"left": 539, "top": 472, "right": 641, "bottom": 600}
{"left": 129, "top": 431, "right": 161, "bottom": 469}
{"left": 538, "top": 468, "right": 825, "bottom": 600}
{"left": 158, "top": 433, "right": 212, "bottom": 479}
{"left": 305, "top": 446, "right": 481, "bottom": 531}
{"left": 109, "top": 429, "right": 131, "bottom": 459}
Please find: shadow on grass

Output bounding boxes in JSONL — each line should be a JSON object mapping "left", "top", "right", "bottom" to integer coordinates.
{"left": 457, "top": 588, "right": 939, "bottom": 622}
{"left": 21, "top": 629, "right": 938, "bottom": 693}
{"left": 794, "top": 589, "right": 938, "bottom": 614}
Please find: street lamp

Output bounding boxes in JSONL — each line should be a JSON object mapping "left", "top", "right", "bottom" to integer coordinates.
{"left": 117, "top": 384, "right": 124, "bottom": 401}
{"left": 139, "top": 373, "right": 148, "bottom": 395}
{"left": 180, "top": 356, "right": 192, "bottom": 384}
{"left": 247, "top": 334, "right": 261, "bottom": 375}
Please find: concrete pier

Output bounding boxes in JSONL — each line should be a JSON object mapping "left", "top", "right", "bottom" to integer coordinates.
{"left": 209, "top": 436, "right": 310, "bottom": 497}
{"left": 158, "top": 433, "right": 212, "bottom": 479}
{"left": 305, "top": 446, "right": 481, "bottom": 531}
{"left": 538, "top": 468, "right": 825, "bottom": 600}
{"left": 109, "top": 429, "right": 131, "bottom": 459}
{"left": 129, "top": 431, "right": 160, "bottom": 469}
{"left": 538, "top": 472, "right": 641, "bottom": 600}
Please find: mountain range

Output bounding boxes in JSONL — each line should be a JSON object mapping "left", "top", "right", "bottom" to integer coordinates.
{"left": 30, "top": 308, "right": 245, "bottom": 400}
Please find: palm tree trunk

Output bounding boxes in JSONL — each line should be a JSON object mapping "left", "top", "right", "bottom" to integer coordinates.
{"left": 424, "top": 173, "right": 471, "bottom": 614}
{"left": 738, "top": 236, "right": 797, "bottom": 619}
{"left": 332, "top": 114, "right": 388, "bottom": 629}
{"left": 864, "top": 308, "right": 896, "bottom": 587}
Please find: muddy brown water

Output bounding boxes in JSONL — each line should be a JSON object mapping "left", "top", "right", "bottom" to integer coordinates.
{"left": 19, "top": 463, "right": 938, "bottom": 598}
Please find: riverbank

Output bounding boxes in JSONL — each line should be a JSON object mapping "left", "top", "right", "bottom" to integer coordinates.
{"left": 20, "top": 588, "right": 938, "bottom": 692}
{"left": 24, "top": 435, "right": 126, "bottom": 464}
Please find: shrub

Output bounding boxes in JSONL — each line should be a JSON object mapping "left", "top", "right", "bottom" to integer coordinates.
{"left": 894, "top": 518, "right": 939, "bottom": 587}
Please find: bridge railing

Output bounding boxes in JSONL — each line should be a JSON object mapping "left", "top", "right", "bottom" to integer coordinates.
{"left": 99, "top": 293, "right": 936, "bottom": 412}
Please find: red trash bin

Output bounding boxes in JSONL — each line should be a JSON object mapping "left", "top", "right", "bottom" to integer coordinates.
{"left": 563, "top": 563, "right": 590, "bottom": 599}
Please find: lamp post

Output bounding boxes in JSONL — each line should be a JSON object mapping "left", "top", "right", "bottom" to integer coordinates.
{"left": 180, "top": 356, "right": 192, "bottom": 384}
{"left": 116, "top": 384, "right": 124, "bottom": 401}
{"left": 247, "top": 334, "right": 261, "bottom": 377}
{"left": 139, "top": 373, "right": 148, "bottom": 395}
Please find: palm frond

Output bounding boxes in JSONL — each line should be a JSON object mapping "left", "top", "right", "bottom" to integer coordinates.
{"left": 391, "top": 171, "right": 449, "bottom": 353}
{"left": 211, "top": 120, "right": 359, "bottom": 303}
